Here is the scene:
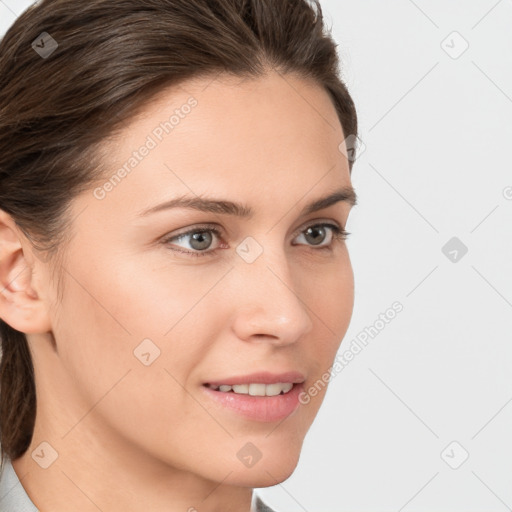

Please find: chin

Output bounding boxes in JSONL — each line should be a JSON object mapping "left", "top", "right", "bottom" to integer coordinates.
{"left": 226, "top": 443, "right": 302, "bottom": 488}
{"left": 230, "top": 460, "right": 299, "bottom": 488}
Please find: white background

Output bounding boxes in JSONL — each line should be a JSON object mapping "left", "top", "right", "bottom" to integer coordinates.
{"left": 1, "top": 1, "right": 511, "bottom": 510}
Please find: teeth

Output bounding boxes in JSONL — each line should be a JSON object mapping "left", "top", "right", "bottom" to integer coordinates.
{"left": 208, "top": 382, "right": 294, "bottom": 396}
{"left": 249, "top": 383, "right": 266, "bottom": 396}
{"left": 263, "top": 383, "right": 292, "bottom": 396}
{"left": 232, "top": 384, "right": 249, "bottom": 394}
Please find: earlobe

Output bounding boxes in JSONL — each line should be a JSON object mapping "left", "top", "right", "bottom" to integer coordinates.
{"left": 0, "top": 209, "right": 52, "bottom": 334}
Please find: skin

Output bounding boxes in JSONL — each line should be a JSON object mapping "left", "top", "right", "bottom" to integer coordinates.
{"left": 0, "top": 70, "right": 356, "bottom": 512}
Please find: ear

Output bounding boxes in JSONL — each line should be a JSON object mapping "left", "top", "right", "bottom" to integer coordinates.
{"left": 0, "top": 209, "right": 52, "bottom": 334}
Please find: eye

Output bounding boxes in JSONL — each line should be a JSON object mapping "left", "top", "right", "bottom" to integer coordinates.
{"left": 161, "top": 224, "right": 225, "bottom": 257}
{"left": 292, "top": 222, "right": 350, "bottom": 250}
{"left": 161, "top": 222, "right": 350, "bottom": 258}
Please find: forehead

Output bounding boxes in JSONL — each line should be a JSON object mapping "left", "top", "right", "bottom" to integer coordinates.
{"left": 108, "top": 70, "right": 345, "bottom": 156}
{"left": 79, "top": 71, "right": 351, "bottom": 224}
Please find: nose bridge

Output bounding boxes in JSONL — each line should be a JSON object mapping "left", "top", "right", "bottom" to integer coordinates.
{"left": 230, "top": 238, "right": 314, "bottom": 342}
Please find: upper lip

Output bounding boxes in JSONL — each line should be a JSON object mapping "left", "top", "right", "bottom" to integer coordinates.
{"left": 204, "top": 371, "right": 306, "bottom": 387}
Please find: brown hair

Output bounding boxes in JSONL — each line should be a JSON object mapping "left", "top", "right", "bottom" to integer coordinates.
{"left": 0, "top": 0, "right": 358, "bottom": 472}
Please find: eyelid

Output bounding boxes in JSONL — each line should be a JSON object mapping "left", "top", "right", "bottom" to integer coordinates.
{"left": 169, "top": 222, "right": 220, "bottom": 238}
{"left": 164, "top": 218, "right": 343, "bottom": 241}
{"left": 292, "top": 217, "right": 343, "bottom": 236}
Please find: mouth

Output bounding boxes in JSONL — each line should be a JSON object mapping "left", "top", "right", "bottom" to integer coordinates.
{"left": 203, "top": 382, "right": 295, "bottom": 397}
{"left": 201, "top": 380, "right": 304, "bottom": 423}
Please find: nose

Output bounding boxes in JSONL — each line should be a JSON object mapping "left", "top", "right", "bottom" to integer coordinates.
{"left": 229, "top": 248, "right": 314, "bottom": 347}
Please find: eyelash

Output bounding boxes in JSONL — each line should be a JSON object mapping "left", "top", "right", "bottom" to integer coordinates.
{"left": 161, "top": 222, "right": 351, "bottom": 258}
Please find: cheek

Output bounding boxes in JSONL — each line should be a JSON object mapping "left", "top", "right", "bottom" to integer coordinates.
{"left": 301, "top": 251, "right": 354, "bottom": 340}
{"left": 50, "top": 269, "right": 175, "bottom": 410}
{"left": 52, "top": 275, "right": 219, "bottom": 465}
{"left": 298, "top": 255, "right": 354, "bottom": 407}
{"left": 52, "top": 256, "right": 225, "bottom": 395}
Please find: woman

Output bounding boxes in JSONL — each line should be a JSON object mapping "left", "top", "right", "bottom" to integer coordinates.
{"left": 0, "top": 0, "right": 359, "bottom": 510}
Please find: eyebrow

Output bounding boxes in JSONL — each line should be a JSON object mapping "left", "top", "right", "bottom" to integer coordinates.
{"left": 137, "top": 186, "right": 357, "bottom": 218}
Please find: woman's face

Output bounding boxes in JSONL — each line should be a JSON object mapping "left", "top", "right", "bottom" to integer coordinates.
{"left": 32, "top": 71, "right": 356, "bottom": 487}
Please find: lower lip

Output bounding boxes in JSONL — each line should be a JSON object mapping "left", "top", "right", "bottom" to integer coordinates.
{"left": 201, "top": 383, "right": 304, "bottom": 422}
